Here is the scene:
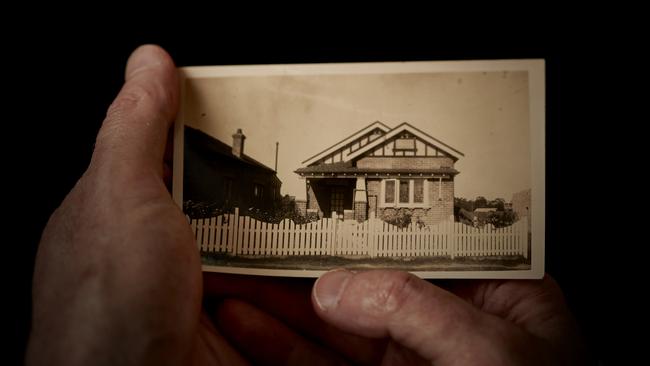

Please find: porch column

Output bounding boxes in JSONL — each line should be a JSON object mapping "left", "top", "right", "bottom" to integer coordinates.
{"left": 354, "top": 177, "right": 368, "bottom": 222}
{"left": 295, "top": 177, "right": 308, "bottom": 216}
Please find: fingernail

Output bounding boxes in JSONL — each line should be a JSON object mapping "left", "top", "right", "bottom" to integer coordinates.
{"left": 314, "top": 269, "right": 352, "bottom": 311}
{"left": 125, "top": 44, "right": 164, "bottom": 80}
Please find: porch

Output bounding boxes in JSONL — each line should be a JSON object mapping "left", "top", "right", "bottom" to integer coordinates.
{"left": 304, "top": 177, "right": 369, "bottom": 221}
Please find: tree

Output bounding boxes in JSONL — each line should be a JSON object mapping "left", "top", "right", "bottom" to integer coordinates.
{"left": 487, "top": 210, "right": 518, "bottom": 228}
{"left": 474, "top": 196, "right": 488, "bottom": 209}
{"left": 490, "top": 198, "right": 506, "bottom": 211}
{"left": 454, "top": 197, "right": 473, "bottom": 211}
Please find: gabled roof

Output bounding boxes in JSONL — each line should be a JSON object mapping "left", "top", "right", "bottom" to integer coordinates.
{"left": 345, "top": 122, "right": 464, "bottom": 162}
{"left": 185, "top": 126, "right": 277, "bottom": 174}
{"left": 301, "top": 121, "right": 391, "bottom": 165}
{"left": 300, "top": 121, "right": 464, "bottom": 169}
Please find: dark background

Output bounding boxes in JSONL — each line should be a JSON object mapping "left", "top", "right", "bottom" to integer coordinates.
{"left": 7, "top": 18, "right": 627, "bottom": 365}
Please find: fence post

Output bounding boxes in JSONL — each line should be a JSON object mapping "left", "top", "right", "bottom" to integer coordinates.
{"left": 522, "top": 217, "right": 528, "bottom": 259}
{"left": 233, "top": 207, "right": 240, "bottom": 255}
{"left": 197, "top": 218, "right": 206, "bottom": 252}
{"left": 216, "top": 215, "right": 223, "bottom": 252}
{"left": 369, "top": 212, "right": 376, "bottom": 258}
{"left": 449, "top": 220, "right": 456, "bottom": 259}
{"left": 190, "top": 217, "right": 198, "bottom": 249}
{"left": 330, "top": 212, "right": 337, "bottom": 256}
{"left": 208, "top": 217, "right": 216, "bottom": 253}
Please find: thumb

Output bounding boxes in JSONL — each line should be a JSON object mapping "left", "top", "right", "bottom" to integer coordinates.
{"left": 312, "top": 270, "right": 543, "bottom": 365}
{"left": 91, "top": 44, "right": 179, "bottom": 177}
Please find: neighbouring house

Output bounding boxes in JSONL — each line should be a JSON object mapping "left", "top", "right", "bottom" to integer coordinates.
{"left": 511, "top": 188, "right": 531, "bottom": 231}
{"left": 473, "top": 207, "right": 497, "bottom": 226}
{"left": 458, "top": 208, "right": 477, "bottom": 226}
{"left": 474, "top": 207, "right": 497, "bottom": 218}
{"left": 294, "top": 121, "right": 464, "bottom": 225}
{"left": 184, "top": 126, "right": 281, "bottom": 213}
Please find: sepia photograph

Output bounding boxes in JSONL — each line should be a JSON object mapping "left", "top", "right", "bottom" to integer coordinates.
{"left": 173, "top": 60, "right": 545, "bottom": 278}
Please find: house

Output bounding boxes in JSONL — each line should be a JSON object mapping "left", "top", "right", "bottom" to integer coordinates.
{"left": 473, "top": 207, "right": 497, "bottom": 224}
{"left": 511, "top": 189, "right": 531, "bottom": 231}
{"left": 474, "top": 207, "right": 497, "bottom": 217}
{"left": 183, "top": 126, "right": 281, "bottom": 212}
{"left": 294, "top": 121, "right": 464, "bottom": 225}
{"left": 458, "top": 208, "right": 478, "bottom": 226}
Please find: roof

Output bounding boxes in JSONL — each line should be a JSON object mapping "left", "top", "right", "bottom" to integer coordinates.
{"left": 299, "top": 121, "right": 465, "bottom": 169}
{"left": 295, "top": 162, "right": 459, "bottom": 176}
{"left": 301, "top": 121, "right": 391, "bottom": 165}
{"left": 185, "top": 126, "right": 277, "bottom": 174}
{"left": 345, "top": 122, "right": 464, "bottom": 162}
{"left": 474, "top": 208, "right": 497, "bottom": 213}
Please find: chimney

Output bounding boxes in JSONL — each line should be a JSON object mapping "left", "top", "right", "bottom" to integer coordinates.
{"left": 232, "top": 128, "right": 245, "bottom": 158}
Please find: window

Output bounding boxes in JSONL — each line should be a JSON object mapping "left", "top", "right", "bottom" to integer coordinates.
{"left": 399, "top": 180, "right": 409, "bottom": 203}
{"left": 253, "top": 184, "right": 264, "bottom": 201}
{"left": 381, "top": 179, "right": 427, "bottom": 207}
{"left": 224, "top": 178, "right": 233, "bottom": 202}
{"left": 385, "top": 180, "right": 395, "bottom": 203}
{"left": 331, "top": 187, "right": 345, "bottom": 214}
{"left": 414, "top": 179, "right": 424, "bottom": 203}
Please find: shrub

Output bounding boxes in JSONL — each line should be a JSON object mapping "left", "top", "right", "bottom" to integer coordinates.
{"left": 486, "top": 211, "right": 518, "bottom": 228}
{"left": 183, "top": 200, "right": 225, "bottom": 219}
{"left": 381, "top": 208, "right": 412, "bottom": 228}
{"left": 184, "top": 196, "right": 319, "bottom": 225}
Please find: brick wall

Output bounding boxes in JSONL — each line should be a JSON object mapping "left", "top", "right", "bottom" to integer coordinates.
{"left": 306, "top": 176, "right": 455, "bottom": 226}
{"left": 354, "top": 202, "right": 367, "bottom": 222}
{"left": 372, "top": 178, "right": 454, "bottom": 226}
{"left": 306, "top": 183, "right": 322, "bottom": 214}
{"left": 357, "top": 156, "right": 454, "bottom": 170}
{"left": 425, "top": 179, "right": 454, "bottom": 225}
{"left": 367, "top": 179, "right": 380, "bottom": 217}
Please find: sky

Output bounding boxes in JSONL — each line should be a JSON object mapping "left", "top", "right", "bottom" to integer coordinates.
{"left": 183, "top": 69, "right": 531, "bottom": 201}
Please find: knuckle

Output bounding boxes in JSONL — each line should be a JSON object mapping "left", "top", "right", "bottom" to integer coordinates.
{"left": 362, "top": 271, "right": 418, "bottom": 316}
{"left": 95, "top": 82, "right": 163, "bottom": 157}
{"left": 106, "top": 84, "right": 155, "bottom": 118}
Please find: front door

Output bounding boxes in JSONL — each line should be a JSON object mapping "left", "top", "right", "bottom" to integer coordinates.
{"left": 330, "top": 187, "right": 346, "bottom": 216}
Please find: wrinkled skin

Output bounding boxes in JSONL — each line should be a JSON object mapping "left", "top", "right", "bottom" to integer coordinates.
{"left": 26, "top": 45, "right": 586, "bottom": 366}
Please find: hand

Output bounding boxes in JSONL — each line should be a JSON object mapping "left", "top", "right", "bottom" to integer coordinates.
{"left": 312, "top": 271, "right": 587, "bottom": 365}
{"left": 26, "top": 45, "right": 247, "bottom": 365}
{"left": 27, "top": 44, "right": 586, "bottom": 366}
{"left": 204, "top": 271, "right": 587, "bottom": 366}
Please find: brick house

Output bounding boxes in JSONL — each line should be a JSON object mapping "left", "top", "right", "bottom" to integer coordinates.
{"left": 295, "top": 121, "right": 463, "bottom": 226}
{"left": 184, "top": 126, "right": 281, "bottom": 212}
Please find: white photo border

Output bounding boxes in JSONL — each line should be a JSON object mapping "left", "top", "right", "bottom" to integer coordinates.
{"left": 173, "top": 59, "right": 545, "bottom": 279}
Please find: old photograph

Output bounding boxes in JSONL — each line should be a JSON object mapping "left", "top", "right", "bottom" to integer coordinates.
{"left": 172, "top": 60, "right": 545, "bottom": 278}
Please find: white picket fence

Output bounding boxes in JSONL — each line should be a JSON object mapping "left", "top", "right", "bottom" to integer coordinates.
{"left": 190, "top": 208, "right": 528, "bottom": 259}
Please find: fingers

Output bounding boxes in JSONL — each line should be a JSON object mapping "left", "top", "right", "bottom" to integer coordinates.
{"left": 446, "top": 275, "right": 586, "bottom": 364}
{"left": 215, "top": 299, "right": 347, "bottom": 366}
{"left": 92, "top": 44, "right": 179, "bottom": 177}
{"left": 193, "top": 312, "right": 250, "bottom": 366}
{"left": 312, "top": 269, "right": 532, "bottom": 364}
{"left": 203, "top": 273, "right": 386, "bottom": 365}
